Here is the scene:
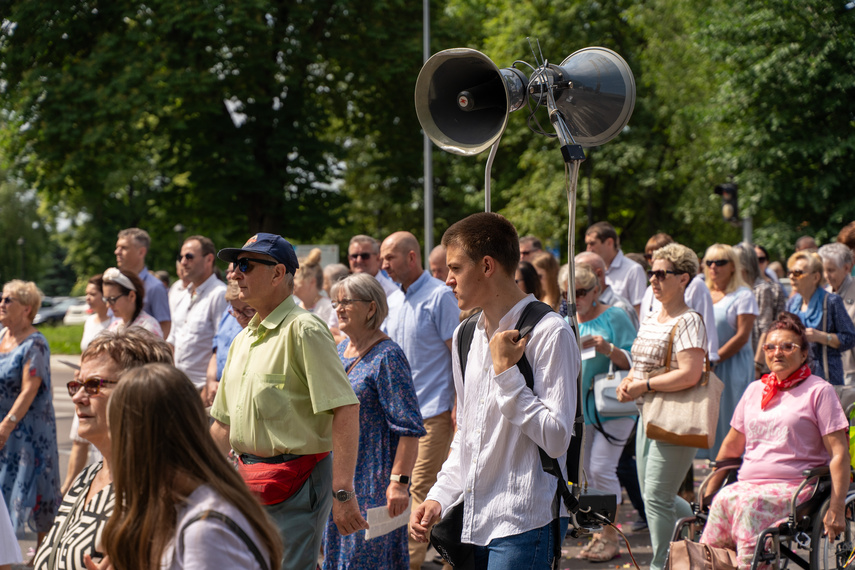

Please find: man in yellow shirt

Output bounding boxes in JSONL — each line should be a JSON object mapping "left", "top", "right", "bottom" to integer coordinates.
{"left": 211, "top": 233, "right": 366, "bottom": 570}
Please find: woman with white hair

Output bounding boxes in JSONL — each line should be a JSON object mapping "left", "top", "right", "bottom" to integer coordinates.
{"left": 818, "top": 243, "right": 855, "bottom": 385}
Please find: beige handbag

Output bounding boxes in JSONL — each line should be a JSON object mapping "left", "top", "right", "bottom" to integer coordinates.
{"left": 641, "top": 314, "right": 724, "bottom": 449}
{"left": 667, "top": 539, "right": 738, "bottom": 570}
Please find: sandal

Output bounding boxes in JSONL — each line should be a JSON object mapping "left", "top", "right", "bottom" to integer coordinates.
{"left": 586, "top": 536, "right": 620, "bottom": 563}
{"left": 577, "top": 536, "right": 603, "bottom": 560}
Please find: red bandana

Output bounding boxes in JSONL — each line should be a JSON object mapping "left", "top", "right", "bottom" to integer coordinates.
{"left": 760, "top": 364, "right": 811, "bottom": 410}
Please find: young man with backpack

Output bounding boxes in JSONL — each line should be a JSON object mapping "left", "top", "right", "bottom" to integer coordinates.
{"left": 410, "top": 212, "right": 580, "bottom": 569}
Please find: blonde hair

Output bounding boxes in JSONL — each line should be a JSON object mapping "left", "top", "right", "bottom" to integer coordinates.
{"left": 574, "top": 263, "right": 599, "bottom": 293}
{"left": 787, "top": 251, "right": 823, "bottom": 275}
{"left": 224, "top": 280, "right": 240, "bottom": 302}
{"left": 2, "top": 280, "right": 43, "bottom": 323}
{"left": 530, "top": 251, "right": 561, "bottom": 312}
{"left": 295, "top": 248, "right": 323, "bottom": 289}
{"left": 703, "top": 243, "right": 748, "bottom": 294}
{"left": 103, "top": 364, "right": 282, "bottom": 570}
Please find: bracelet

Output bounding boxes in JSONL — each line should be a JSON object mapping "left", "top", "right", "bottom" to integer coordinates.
{"left": 607, "top": 343, "right": 614, "bottom": 356}
{"left": 827, "top": 333, "right": 833, "bottom": 345}
{"left": 647, "top": 378, "right": 653, "bottom": 393}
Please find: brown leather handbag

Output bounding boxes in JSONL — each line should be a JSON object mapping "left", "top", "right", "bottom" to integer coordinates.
{"left": 667, "top": 539, "right": 738, "bottom": 570}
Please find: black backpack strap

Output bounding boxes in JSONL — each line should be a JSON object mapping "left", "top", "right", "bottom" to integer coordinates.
{"left": 178, "top": 509, "right": 269, "bottom": 570}
{"left": 456, "top": 311, "right": 482, "bottom": 383}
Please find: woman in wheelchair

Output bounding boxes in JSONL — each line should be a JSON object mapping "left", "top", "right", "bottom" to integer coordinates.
{"left": 699, "top": 312, "right": 850, "bottom": 568}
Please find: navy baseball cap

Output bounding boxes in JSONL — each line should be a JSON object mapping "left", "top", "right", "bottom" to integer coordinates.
{"left": 217, "top": 233, "right": 300, "bottom": 274}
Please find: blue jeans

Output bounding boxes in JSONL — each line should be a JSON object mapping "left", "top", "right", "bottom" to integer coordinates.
{"left": 472, "top": 517, "right": 569, "bottom": 570}
{"left": 264, "top": 453, "right": 333, "bottom": 570}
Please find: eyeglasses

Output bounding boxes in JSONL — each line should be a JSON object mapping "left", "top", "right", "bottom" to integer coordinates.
{"left": 0, "top": 296, "right": 16, "bottom": 305}
{"left": 102, "top": 293, "right": 128, "bottom": 305}
{"left": 235, "top": 257, "right": 278, "bottom": 273}
{"left": 67, "top": 376, "right": 119, "bottom": 397}
{"left": 762, "top": 342, "right": 801, "bottom": 354}
{"left": 705, "top": 259, "right": 729, "bottom": 268}
{"left": 348, "top": 252, "right": 373, "bottom": 261}
{"left": 575, "top": 287, "right": 594, "bottom": 298}
{"left": 788, "top": 269, "right": 805, "bottom": 279}
{"left": 520, "top": 250, "right": 532, "bottom": 256}
{"left": 331, "top": 299, "right": 371, "bottom": 309}
{"left": 757, "top": 256, "right": 767, "bottom": 263}
{"left": 176, "top": 253, "right": 195, "bottom": 262}
{"left": 643, "top": 253, "right": 653, "bottom": 262}
{"left": 229, "top": 306, "right": 257, "bottom": 319}
{"left": 647, "top": 269, "right": 680, "bottom": 281}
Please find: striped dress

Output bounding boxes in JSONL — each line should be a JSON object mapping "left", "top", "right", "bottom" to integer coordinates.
{"left": 33, "top": 462, "right": 113, "bottom": 570}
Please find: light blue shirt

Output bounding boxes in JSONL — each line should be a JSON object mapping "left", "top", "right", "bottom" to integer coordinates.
{"left": 139, "top": 266, "right": 171, "bottom": 323}
{"left": 385, "top": 270, "right": 460, "bottom": 419}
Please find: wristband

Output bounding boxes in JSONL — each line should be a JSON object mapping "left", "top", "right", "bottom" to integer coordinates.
{"left": 647, "top": 378, "right": 653, "bottom": 393}
{"left": 827, "top": 333, "right": 833, "bottom": 345}
{"left": 607, "top": 343, "right": 614, "bottom": 356}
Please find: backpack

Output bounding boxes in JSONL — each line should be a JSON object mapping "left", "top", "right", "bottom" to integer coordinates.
{"left": 455, "top": 300, "right": 579, "bottom": 514}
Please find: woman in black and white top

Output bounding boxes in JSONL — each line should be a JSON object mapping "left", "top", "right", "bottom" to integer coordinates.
{"left": 93, "top": 363, "right": 282, "bottom": 570}
{"left": 33, "top": 328, "right": 173, "bottom": 570}
{"left": 616, "top": 243, "right": 707, "bottom": 570}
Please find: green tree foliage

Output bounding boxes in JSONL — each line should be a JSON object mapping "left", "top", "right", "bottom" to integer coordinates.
{"left": 0, "top": 172, "right": 50, "bottom": 285}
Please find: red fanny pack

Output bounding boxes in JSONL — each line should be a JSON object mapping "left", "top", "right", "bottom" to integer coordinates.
{"left": 237, "top": 452, "right": 330, "bottom": 505}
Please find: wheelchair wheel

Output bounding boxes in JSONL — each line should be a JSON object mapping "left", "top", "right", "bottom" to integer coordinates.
{"left": 810, "top": 492, "right": 855, "bottom": 569}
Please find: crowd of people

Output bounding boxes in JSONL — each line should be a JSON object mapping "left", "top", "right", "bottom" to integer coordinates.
{"left": 0, "top": 217, "right": 853, "bottom": 570}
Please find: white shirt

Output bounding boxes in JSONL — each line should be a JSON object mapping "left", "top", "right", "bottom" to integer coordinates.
{"left": 640, "top": 273, "right": 721, "bottom": 361}
{"left": 375, "top": 271, "right": 400, "bottom": 297}
{"left": 426, "top": 295, "right": 580, "bottom": 545}
{"left": 605, "top": 250, "right": 647, "bottom": 306}
{"left": 167, "top": 273, "right": 228, "bottom": 388}
{"left": 81, "top": 313, "right": 118, "bottom": 351}
{"left": 162, "top": 485, "right": 267, "bottom": 570}
{"left": 169, "top": 279, "right": 190, "bottom": 315}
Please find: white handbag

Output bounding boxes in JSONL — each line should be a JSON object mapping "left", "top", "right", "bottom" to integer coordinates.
{"left": 593, "top": 361, "right": 638, "bottom": 418}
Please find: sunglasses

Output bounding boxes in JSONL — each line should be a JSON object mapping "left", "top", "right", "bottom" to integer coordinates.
{"left": 757, "top": 256, "right": 767, "bottom": 263}
{"left": 762, "top": 342, "right": 801, "bottom": 354}
{"left": 575, "top": 287, "right": 594, "bottom": 299}
{"left": 788, "top": 269, "right": 806, "bottom": 279}
{"left": 647, "top": 269, "right": 680, "bottom": 281}
{"left": 229, "top": 306, "right": 257, "bottom": 319}
{"left": 102, "top": 293, "right": 128, "bottom": 305}
{"left": 235, "top": 257, "right": 279, "bottom": 273}
{"left": 705, "top": 259, "right": 729, "bottom": 268}
{"left": 519, "top": 250, "right": 532, "bottom": 256}
{"left": 67, "top": 376, "right": 119, "bottom": 397}
{"left": 0, "top": 296, "right": 16, "bottom": 305}
{"left": 331, "top": 298, "right": 371, "bottom": 309}
{"left": 176, "top": 253, "right": 196, "bottom": 262}
{"left": 643, "top": 253, "right": 653, "bottom": 262}
{"left": 348, "top": 252, "right": 373, "bottom": 261}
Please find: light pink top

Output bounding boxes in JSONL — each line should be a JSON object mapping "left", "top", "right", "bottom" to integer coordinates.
{"left": 108, "top": 311, "right": 164, "bottom": 338}
{"left": 733, "top": 374, "right": 848, "bottom": 483}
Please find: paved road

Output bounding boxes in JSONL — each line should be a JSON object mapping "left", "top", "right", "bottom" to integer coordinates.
{"left": 16, "top": 354, "right": 704, "bottom": 569}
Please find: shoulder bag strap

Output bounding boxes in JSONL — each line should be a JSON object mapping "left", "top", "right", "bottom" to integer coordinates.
{"left": 178, "top": 509, "right": 269, "bottom": 570}
{"left": 663, "top": 318, "right": 680, "bottom": 372}
{"left": 823, "top": 293, "right": 829, "bottom": 379}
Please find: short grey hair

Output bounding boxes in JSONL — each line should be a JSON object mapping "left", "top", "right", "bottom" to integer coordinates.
{"left": 348, "top": 235, "right": 380, "bottom": 254}
{"left": 818, "top": 243, "right": 854, "bottom": 268}
{"left": 330, "top": 273, "right": 388, "bottom": 330}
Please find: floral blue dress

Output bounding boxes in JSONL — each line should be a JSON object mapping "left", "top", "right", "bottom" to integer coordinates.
{"left": 0, "top": 331, "right": 61, "bottom": 533}
{"left": 323, "top": 339, "right": 426, "bottom": 570}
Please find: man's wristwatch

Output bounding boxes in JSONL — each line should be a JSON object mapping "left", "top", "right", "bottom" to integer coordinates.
{"left": 333, "top": 489, "right": 356, "bottom": 502}
{"left": 390, "top": 474, "right": 410, "bottom": 484}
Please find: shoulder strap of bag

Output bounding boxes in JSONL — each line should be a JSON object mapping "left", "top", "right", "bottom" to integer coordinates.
{"left": 178, "top": 509, "right": 269, "bottom": 570}
{"left": 822, "top": 293, "right": 829, "bottom": 379}
{"left": 663, "top": 318, "right": 680, "bottom": 372}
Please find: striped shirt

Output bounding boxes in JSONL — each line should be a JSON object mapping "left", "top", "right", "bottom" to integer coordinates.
{"left": 34, "top": 463, "right": 113, "bottom": 570}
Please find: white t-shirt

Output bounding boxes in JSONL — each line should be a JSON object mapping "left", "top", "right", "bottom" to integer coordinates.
{"left": 716, "top": 286, "right": 759, "bottom": 329}
{"left": 81, "top": 313, "right": 117, "bottom": 352}
{"left": 301, "top": 295, "right": 339, "bottom": 330}
{"left": 162, "top": 485, "right": 269, "bottom": 570}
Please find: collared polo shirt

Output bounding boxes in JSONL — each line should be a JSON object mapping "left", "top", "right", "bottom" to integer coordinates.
{"left": 167, "top": 273, "right": 228, "bottom": 388}
{"left": 139, "top": 266, "right": 171, "bottom": 323}
{"left": 385, "top": 270, "right": 460, "bottom": 419}
{"left": 211, "top": 295, "right": 358, "bottom": 457}
{"left": 604, "top": 250, "right": 647, "bottom": 306}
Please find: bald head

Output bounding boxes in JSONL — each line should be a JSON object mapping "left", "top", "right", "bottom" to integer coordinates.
{"left": 380, "top": 231, "right": 423, "bottom": 290}
{"left": 575, "top": 251, "right": 607, "bottom": 290}
{"left": 429, "top": 244, "right": 448, "bottom": 282}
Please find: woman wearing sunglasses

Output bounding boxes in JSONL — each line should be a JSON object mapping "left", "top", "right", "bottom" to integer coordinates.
{"left": 699, "top": 312, "right": 850, "bottom": 568}
{"left": 574, "top": 263, "right": 636, "bottom": 562}
{"left": 0, "top": 280, "right": 60, "bottom": 559}
{"left": 702, "top": 244, "right": 758, "bottom": 459}
{"left": 616, "top": 244, "right": 708, "bottom": 570}
{"left": 784, "top": 251, "right": 855, "bottom": 385}
{"left": 102, "top": 267, "right": 163, "bottom": 338}
{"left": 33, "top": 328, "right": 173, "bottom": 570}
